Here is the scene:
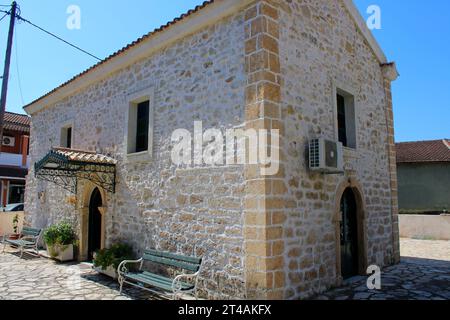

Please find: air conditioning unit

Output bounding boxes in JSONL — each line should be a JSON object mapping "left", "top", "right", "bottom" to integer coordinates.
{"left": 2, "top": 136, "right": 15, "bottom": 147}
{"left": 309, "top": 138, "right": 344, "bottom": 173}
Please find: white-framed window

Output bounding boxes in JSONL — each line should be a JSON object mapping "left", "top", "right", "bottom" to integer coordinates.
{"left": 333, "top": 82, "right": 357, "bottom": 149}
{"left": 125, "top": 87, "right": 154, "bottom": 161}
{"left": 60, "top": 122, "right": 73, "bottom": 149}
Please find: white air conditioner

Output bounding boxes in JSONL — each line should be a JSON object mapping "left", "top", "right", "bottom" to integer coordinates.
{"left": 309, "top": 138, "right": 344, "bottom": 173}
{"left": 2, "top": 136, "right": 15, "bottom": 147}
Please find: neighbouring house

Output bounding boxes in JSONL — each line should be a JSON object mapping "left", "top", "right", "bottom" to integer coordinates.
{"left": 396, "top": 139, "right": 450, "bottom": 214}
{"left": 0, "top": 111, "right": 30, "bottom": 207}
{"left": 23, "top": 0, "right": 400, "bottom": 299}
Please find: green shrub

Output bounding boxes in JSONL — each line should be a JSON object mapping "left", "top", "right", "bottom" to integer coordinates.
{"left": 93, "top": 243, "right": 134, "bottom": 270}
{"left": 43, "top": 221, "right": 76, "bottom": 247}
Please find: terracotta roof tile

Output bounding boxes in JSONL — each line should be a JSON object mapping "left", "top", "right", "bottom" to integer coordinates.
{"left": 53, "top": 147, "right": 117, "bottom": 165}
{"left": 24, "top": 0, "right": 215, "bottom": 110}
{"left": 3, "top": 112, "right": 30, "bottom": 133}
{"left": 396, "top": 140, "right": 450, "bottom": 163}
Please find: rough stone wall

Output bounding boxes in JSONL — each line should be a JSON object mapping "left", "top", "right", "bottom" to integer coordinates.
{"left": 277, "top": 0, "right": 396, "bottom": 299}
{"left": 25, "top": 12, "right": 248, "bottom": 299}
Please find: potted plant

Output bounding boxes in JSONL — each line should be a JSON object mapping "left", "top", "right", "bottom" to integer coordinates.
{"left": 93, "top": 243, "right": 134, "bottom": 279}
{"left": 9, "top": 214, "right": 20, "bottom": 240}
{"left": 43, "top": 221, "right": 76, "bottom": 262}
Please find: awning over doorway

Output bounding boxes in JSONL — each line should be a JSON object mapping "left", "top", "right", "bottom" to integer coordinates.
{"left": 34, "top": 148, "right": 117, "bottom": 194}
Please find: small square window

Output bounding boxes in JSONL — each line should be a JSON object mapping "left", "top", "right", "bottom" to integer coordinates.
{"left": 335, "top": 89, "right": 356, "bottom": 149}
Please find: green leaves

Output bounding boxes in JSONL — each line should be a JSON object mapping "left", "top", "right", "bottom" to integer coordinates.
{"left": 43, "top": 221, "right": 76, "bottom": 246}
{"left": 93, "top": 243, "right": 134, "bottom": 270}
{"left": 12, "top": 214, "right": 19, "bottom": 234}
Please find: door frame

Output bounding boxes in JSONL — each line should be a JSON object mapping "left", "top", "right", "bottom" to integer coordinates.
{"left": 79, "top": 182, "right": 107, "bottom": 261}
{"left": 334, "top": 178, "right": 368, "bottom": 285}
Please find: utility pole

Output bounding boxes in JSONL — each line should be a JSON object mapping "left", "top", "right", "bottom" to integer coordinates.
{"left": 0, "top": 1, "right": 17, "bottom": 153}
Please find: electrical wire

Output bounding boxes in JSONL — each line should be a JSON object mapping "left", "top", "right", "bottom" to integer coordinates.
{"left": 0, "top": 8, "right": 102, "bottom": 62}
{"left": 16, "top": 14, "right": 102, "bottom": 61}
{"left": 0, "top": 11, "right": 8, "bottom": 22}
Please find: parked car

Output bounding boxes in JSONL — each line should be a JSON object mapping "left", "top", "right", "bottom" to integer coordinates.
{"left": 1, "top": 203, "right": 24, "bottom": 212}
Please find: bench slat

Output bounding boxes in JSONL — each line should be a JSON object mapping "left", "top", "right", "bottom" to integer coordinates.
{"left": 139, "top": 272, "right": 190, "bottom": 288}
{"left": 143, "top": 253, "right": 200, "bottom": 272}
{"left": 6, "top": 239, "right": 35, "bottom": 246}
{"left": 141, "top": 271, "right": 193, "bottom": 288}
{"left": 21, "top": 227, "right": 41, "bottom": 237}
{"left": 144, "top": 249, "right": 202, "bottom": 265}
{"left": 124, "top": 272, "right": 194, "bottom": 292}
{"left": 126, "top": 274, "right": 173, "bottom": 291}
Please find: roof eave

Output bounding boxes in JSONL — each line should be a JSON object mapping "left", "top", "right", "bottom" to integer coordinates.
{"left": 343, "top": 0, "right": 387, "bottom": 64}
{"left": 24, "top": 0, "right": 390, "bottom": 116}
{"left": 23, "top": 0, "right": 253, "bottom": 116}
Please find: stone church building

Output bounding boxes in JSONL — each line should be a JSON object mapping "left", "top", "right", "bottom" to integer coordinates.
{"left": 24, "top": 0, "right": 400, "bottom": 299}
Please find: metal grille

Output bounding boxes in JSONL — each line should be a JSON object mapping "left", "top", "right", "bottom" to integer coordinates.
{"left": 34, "top": 149, "right": 116, "bottom": 194}
{"left": 309, "top": 139, "right": 320, "bottom": 169}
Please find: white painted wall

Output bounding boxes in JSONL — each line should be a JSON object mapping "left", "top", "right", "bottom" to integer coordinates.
{"left": 0, "top": 211, "right": 24, "bottom": 237}
{"left": 0, "top": 153, "right": 29, "bottom": 168}
{"left": 399, "top": 214, "right": 450, "bottom": 241}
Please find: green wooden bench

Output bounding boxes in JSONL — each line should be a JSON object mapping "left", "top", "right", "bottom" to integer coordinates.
{"left": 117, "top": 249, "right": 203, "bottom": 300}
{"left": 2, "top": 227, "right": 42, "bottom": 258}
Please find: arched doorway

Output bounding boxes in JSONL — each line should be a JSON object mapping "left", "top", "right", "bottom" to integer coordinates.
{"left": 334, "top": 179, "right": 368, "bottom": 284}
{"left": 88, "top": 188, "right": 103, "bottom": 261}
{"left": 340, "top": 188, "right": 359, "bottom": 279}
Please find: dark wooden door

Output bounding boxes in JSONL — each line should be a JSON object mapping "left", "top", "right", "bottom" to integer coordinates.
{"left": 88, "top": 188, "right": 102, "bottom": 261}
{"left": 340, "top": 188, "right": 359, "bottom": 279}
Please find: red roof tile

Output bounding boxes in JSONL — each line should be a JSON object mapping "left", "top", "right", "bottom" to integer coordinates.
{"left": 3, "top": 112, "right": 30, "bottom": 133}
{"left": 396, "top": 140, "right": 450, "bottom": 163}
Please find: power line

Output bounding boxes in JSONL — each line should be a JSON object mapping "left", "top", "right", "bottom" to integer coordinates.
{"left": 16, "top": 14, "right": 102, "bottom": 61}
{"left": 0, "top": 11, "right": 8, "bottom": 22}
{"left": 0, "top": 8, "right": 102, "bottom": 62}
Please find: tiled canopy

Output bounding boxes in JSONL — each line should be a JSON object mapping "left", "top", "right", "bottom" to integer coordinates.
{"left": 34, "top": 148, "right": 117, "bottom": 194}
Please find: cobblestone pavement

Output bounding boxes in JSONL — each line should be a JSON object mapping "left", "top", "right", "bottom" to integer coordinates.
{"left": 313, "top": 239, "right": 450, "bottom": 300}
{"left": 0, "top": 248, "right": 156, "bottom": 300}
{"left": 1, "top": 239, "right": 449, "bottom": 300}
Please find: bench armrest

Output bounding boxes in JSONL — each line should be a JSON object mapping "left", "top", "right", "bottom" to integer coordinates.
{"left": 172, "top": 271, "right": 200, "bottom": 293}
{"left": 117, "top": 258, "right": 144, "bottom": 276}
{"left": 20, "top": 235, "right": 38, "bottom": 243}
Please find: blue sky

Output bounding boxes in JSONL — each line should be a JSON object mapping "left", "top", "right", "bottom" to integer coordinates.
{"left": 0, "top": 0, "right": 449, "bottom": 142}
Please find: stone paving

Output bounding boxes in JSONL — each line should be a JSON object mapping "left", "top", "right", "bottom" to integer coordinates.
{"left": 0, "top": 248, "right": 156, "bottom": 300}
{"left": 0, "top": 239, "right": 449, "bottom": 300}
{"left": 313, "top": 239, "right": 450, "bottom": 300}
